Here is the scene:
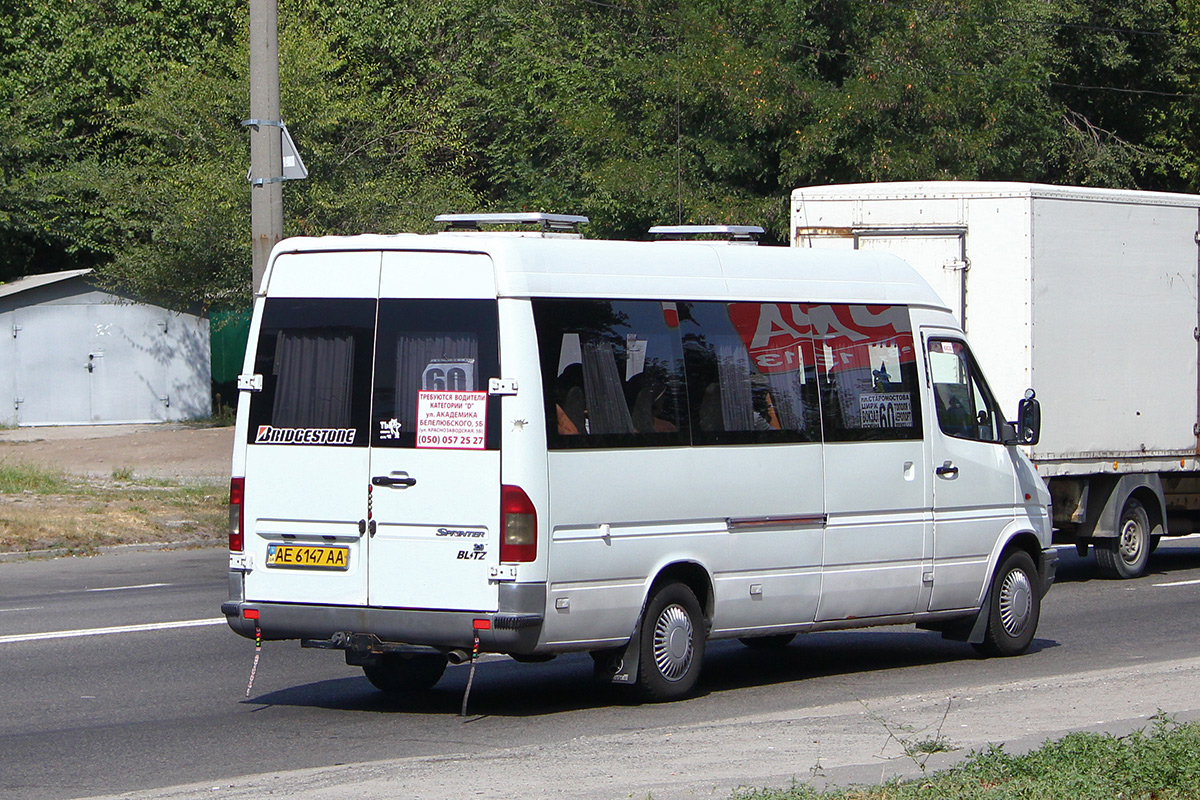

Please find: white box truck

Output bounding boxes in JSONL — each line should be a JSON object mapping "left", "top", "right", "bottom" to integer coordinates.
{"left": 792, "top": 181, "right": 1200, "bottom": 578}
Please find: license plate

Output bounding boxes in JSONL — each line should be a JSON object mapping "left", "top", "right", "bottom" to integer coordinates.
{"left": 266, "top": 543, "right": 349, "bottom": 570}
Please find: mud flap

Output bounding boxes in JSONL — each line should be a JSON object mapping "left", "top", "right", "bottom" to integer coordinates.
{"left": 965, "top": 588, "right": 991, "bottom": 645}
{"left": 937, "top": 587, "right": 990, "bottom": 644}
{"left": 593, "top": 621, "right": 642, "bottom": 685}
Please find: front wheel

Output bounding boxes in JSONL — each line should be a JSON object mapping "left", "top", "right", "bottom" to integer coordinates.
{"left": 637, "top": 582, "right": 706, "bottom": 701}
{"left": 972, "top": 549, "right": 1040, "bottom": 657}
{"left": 362, "top": 653, "right": 447, "bottom": 694}
{"left": 1095, "top": 498, "right": 1151, "bottom": 579}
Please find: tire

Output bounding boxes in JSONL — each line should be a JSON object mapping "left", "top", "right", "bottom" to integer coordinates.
{"left": 362, "top": 653, "right": 447, "bottom": 694}
{"left": 637, "top": 582, "right": 706, "bottom": 701}
{"left": 972, "top": 549, "right": 1040, "bottom": 657}
{"left": 1095, "top": 498, "right": 1152, "bottom": 579}
{"left": 738, "top": 633, "right": 796, "bottom": 649}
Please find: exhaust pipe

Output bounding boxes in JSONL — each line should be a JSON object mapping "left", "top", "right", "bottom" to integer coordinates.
{"left": 446, "top": 649, "right": 472, "bottom": 665}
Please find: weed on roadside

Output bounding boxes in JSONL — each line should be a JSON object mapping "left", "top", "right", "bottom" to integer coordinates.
{"left": 0, "top": 460, "right": 225, "bottom": 554}
{"left": 730, "top": 716, "right": 1200, "bottom": 800}
{"left": 0, "top": 461, "right": 73, "bottom": 494}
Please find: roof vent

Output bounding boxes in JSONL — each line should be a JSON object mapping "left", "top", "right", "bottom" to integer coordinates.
{"left": 649, "top": 224, "right": 764, "bottom": 245}
{"left": 435, "top": 212, "right": 589, "bottom": 238}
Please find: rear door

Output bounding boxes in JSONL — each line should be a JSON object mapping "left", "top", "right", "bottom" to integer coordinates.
{"left": 366, "top": 251, "right": 502, "bottom": 612}
{"left": 242, "top": 251, "right": 380, "bottom": 607}
{"left": 857, "top": 232, "right": 967, "bottom": 324}
{"left": 794, "top": 228, "right": 968, "bottom": 325}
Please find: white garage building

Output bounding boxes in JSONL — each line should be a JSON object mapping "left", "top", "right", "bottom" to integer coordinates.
{"left": 0, "top": 269, "right": 212, "bottom": 426}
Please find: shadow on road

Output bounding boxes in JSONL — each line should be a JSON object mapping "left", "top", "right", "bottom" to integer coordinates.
{"left": 243, "top": 629, "right": 1059, "bottom": 718}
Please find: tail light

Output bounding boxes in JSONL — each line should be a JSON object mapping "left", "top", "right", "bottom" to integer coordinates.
{"left": 500, "top": 484, "right": 537, "bottom": 562}
{"left": 229, "top": 477, "right": 245, "bottom": 552}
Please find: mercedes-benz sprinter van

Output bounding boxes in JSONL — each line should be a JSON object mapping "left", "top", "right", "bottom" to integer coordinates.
{"left": 223, "top": 214, "right": 1054, "bottom": 701}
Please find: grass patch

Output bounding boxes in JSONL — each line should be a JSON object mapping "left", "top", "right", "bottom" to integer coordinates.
{"left": 0, "top": 461, "right": 74, "bottom": 494}
{"left": 733, "top": 716, "right": 1200, "bottom": 800}
{"left": 0, "top": 460, "right": 225, "bottom": 554}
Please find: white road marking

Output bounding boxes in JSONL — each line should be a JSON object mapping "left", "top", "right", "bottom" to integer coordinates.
{"left": 83, "top": 583, "right": 170, "bottom": 593}
{"left": 0, "top": 607, "right": 44, "bottom": 613}
{"left": 0, "top": 617, "right": 226, "bottom": 644}
{"left": 1154, "top": 578, "right": 1200, "bottom": 588}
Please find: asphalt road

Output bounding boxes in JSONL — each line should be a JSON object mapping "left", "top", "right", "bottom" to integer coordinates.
{"left": 2, "top": 540, "right": 1200, "bottom": 800}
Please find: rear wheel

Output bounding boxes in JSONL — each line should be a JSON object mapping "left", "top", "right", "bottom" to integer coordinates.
{"left": 973, "top": 549, "right": 1040, "bottom": 657}
{"left": 1095, "top": 498, "right": 1151, "bottom": 579}
{"left": 637, "top": 582, "right": 706, "bottom": 701}
{"left": 362, "top": 653, "right": 447, "bottom": 694}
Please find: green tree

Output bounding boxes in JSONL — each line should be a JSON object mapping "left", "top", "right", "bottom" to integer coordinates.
{"left": 4, "top": 0, "right": 1200, "bottom": 300}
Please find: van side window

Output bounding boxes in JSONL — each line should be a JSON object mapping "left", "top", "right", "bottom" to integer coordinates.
{"left": 927, "top": 338, "right": 1003, "bottom": 443}
{"left": 371, "top": 299, "right": 501, "bottom": 450}
{"left": 533, "top": 299, "right": 688, "bottom": 449}
{"left": 247, "top": 298, "right": 375, "bottom": 446}
{"left": 815, "top": 304, "right": 923, "bottom": 442}
{"left": 682, "top": 302, "right": 820, "bottom": 444}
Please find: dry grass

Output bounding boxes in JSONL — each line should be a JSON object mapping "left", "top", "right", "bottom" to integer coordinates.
{"left": 0, "top": 461, "right": 225, "bottom": 555}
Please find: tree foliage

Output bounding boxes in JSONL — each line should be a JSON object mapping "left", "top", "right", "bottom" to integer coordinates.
{"left": 2, "top": 0, "right": 1199, "bottom": 303}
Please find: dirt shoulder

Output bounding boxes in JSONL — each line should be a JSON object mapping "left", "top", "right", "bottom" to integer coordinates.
{"left": 0, "top": 424, "right": 233, "bottom": 557}
{"left": 0, "top": 423, "right": 233, "bottom": 482}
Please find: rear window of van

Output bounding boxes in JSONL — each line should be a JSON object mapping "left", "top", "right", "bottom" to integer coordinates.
{"left": 247, "top": 298, "right": 375, "bottom": 446}
{"left": 246, "top": 297, "right": 501, "bottom": 450}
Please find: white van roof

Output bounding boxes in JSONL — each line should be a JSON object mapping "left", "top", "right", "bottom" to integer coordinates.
{"left": 266, "top": 234, "right": 949, "bottom": 311}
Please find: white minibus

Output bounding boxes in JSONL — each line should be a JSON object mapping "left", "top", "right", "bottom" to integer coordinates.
{"left": 223, "top": 214, "right": 1055, "bottom": 701}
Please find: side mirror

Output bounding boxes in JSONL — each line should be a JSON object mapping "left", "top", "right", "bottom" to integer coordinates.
{"left": 1015, "top": 388, "right": 1041, "bottom": 446}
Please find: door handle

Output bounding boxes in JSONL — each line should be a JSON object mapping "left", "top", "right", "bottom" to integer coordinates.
{"left": 936, "top": 461, "right": 959, "bottom": 478}
{"left": 372, "top": 474, "right": 416, "bottom": 488}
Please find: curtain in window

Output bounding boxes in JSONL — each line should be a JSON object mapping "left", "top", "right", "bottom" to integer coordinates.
{"left": 393, "top": 333, "right": 479, "bottom": 432}
{"left": 271, "top": 330, "right": 355, "bottom": 428}
{"left": 763, "top": 371, "right": 804, "bottom": 432}
{"left": 715, "top": 343, "right": 756, "bottom": 431}
{"left": 581, "top": 340, "right": 634, "bottom": 434}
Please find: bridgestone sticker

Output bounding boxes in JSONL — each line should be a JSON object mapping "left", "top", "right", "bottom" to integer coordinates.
{"left": 415, "top": 390, "right": 487, "bottom": 449}
{"left": 858, "top": 393, "right": 914, "bottom": 429}
{"left": 255, "top": 425, "right": 356, "bottom": 445}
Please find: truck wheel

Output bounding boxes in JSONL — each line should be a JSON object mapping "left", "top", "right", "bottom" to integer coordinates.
{"left": 1095, "top": 498, "right": 1151, "bottom": 579}
{"left": 972, "top": 550, "right": 1040, "bottom": 657}
{"left": 637, "top": 582, "right": 706, "bottom": 701}
{"left": 738, "top": 634, "right": 796, "bottom": 649}
{"left": 362, "top": 653, "right": 447, "bottom": 693}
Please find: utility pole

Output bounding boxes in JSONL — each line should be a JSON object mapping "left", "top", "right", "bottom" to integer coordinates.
{"left": 246, "top": 0, "right": 282, "bottom": 294}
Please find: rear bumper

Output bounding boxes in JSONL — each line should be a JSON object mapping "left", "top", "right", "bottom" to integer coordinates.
{"left": 221, "top": 583, "right": 546, "bottom": 654}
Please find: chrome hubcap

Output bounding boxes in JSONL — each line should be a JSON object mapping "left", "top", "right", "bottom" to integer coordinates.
{"left": 653, "top": 604, "right": 694, "bottom": 682}
{"left": 998, "top": 567, "right": 1033, "bottom": 637}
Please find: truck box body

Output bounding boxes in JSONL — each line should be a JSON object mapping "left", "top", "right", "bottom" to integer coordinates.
{"left": 791, "top": 181, "right": 1200, "bottom": 578}
{"left": 792, "top": 182, "right": 1200, "bottom": 479}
